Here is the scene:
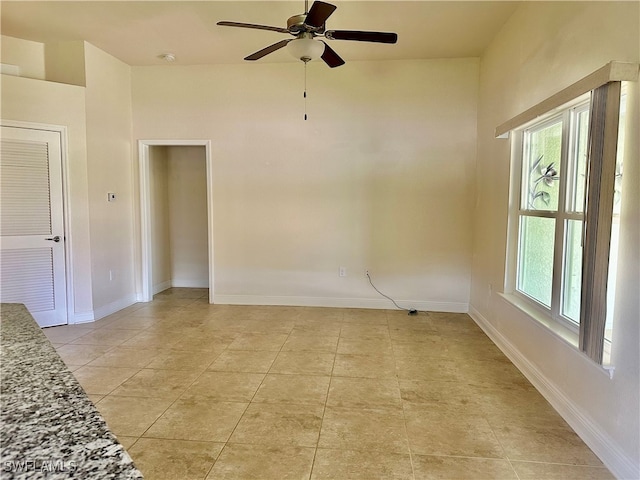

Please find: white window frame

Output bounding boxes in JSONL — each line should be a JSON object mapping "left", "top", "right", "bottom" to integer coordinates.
{"left": 509, "top": 95, "right": 591, "bottom": 336}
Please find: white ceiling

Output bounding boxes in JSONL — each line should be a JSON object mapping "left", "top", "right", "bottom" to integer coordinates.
{"left": 1, "top": 1, "right": 519, "bottom": 66}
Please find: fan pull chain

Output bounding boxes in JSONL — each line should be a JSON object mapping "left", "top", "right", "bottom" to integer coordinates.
{"left": 304, "top": 61, "right": 308, "bottom": 121}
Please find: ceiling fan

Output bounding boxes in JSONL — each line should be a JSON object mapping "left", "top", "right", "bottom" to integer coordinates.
{"left": 217, "top": 0, "right": 398, "bottom": 68}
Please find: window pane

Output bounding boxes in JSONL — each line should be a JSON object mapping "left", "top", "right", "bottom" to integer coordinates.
{"left": 517, "top": 216, "right": 555, "bottom": 307}
{"left": 566, "top": 108, "right": 589, "bottom": 213}
{"left": 522, "top": 120, "right": 562, "bottom": 211}
{"left": 562, "top": 219, "right": 582, "bottom": 323}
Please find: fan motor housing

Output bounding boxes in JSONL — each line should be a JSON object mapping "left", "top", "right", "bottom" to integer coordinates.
{"left": 287, "top": 14, "right": 324, "bottom": 34}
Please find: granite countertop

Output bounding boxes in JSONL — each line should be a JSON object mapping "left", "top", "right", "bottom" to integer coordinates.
{"left": 0, "top": 304, "right": 143, "bottom": 479}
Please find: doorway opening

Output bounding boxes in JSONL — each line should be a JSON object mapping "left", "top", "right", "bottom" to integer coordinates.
{"left": 138, "top": 140, "right": 213, "bottom": 303}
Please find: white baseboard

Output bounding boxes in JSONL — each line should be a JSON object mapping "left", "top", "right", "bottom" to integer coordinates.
{"left": 91, "top": 294, "right": 138, "bottom": 322}
{"left": 468, "top": 306, "right": 639, "bottom": 480}
{"left": 69, "top": 310, "right": 94, "bottom": 324}
{"left": 213, "top": 294, "right": 468, "bottom": 313}
{"left": 171, "top": 279, "right": 208, "bottom": 289}
{"left": 153, "top": 280, "right": 172, "bottom": 295}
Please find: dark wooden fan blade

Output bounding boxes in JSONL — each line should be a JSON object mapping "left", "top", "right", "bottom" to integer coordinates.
{"left": 244, "top": 39, "right": 291, "bottom": 61}
{"left": 325, "top": 30, "right": 398, "bottom": 44}
{"left": 320, "top": 41, "right": 345, "bottom": 68}
{"left": 305, "top": 1, "right": 337, "bottom": 28}
{"left": 217, "top": 21, "right": 290, "bottom": 35}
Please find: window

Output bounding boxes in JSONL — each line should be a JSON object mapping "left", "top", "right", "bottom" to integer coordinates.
{"left": 508, "top": 82, "right": 626, "bottom": 365}
{"left": 515, "top": 96, "right": 590, "bottom": 330}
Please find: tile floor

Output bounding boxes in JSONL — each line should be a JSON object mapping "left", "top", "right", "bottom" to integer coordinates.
{"left": 45, "top": 288, "right": 614, "bottom": 480}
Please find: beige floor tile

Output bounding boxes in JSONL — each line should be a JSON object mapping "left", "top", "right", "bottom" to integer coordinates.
{"left": 395, "top": 356, "right": 462, "bottom": 383}
{"left": 339, "top": 323, "right": 390, "bottom": 338}
{"left": 337, "top": 337, "right": 394, "bottom": 355}
{"left": 241, "top": 320, "right": 296, "bottom": 335}
{"left": 96, "top": 395, "right": 173, "bottom": 437}
{"left": 182, "top": 371, "right": 265, "bottom": 402}
{"left": 155, "top": 287, "right": 209, "bottom": 299}
{"left": 399, "top": 380, "right": 484, "bottom": 415}
{"left": 404, "top": 405, "right": 505, "bottom": 458}
{"left": 42, "top": 325, "right": 97, "bottom": 344}
{"left": 327, "top": 377, "right": 402, "bottom": 409}
{"left": 146, "top": 349, "right": 222, "bottom": 372}
{"left": 72, "top": 365, "right": 140, "bottom": 395}
{"left": 253, "top": 374, "right": 330, "bottom": 405}
{"left": 492, "top": 424, "right": 602, "bottom": 465}
{"left": 391, "top": 338, "right": 454, "bottom": 359}
{"left": 281, "top": 334, "right": 339, "bottom": 353}
{"left": 121, "top": 330, "right": 182, "bottom": 349}
{"left": 511, "top": 461, "right": 615, "bottom": 479}
{"left": 270, "top": 351, "right": 335, "bottom": 375}
{"left": 128, "top": 438, "right": 223, "bottom": 480}
{"left": 207, "top": 444, "right": 315, "bottom": 480}
{"left": 229, "top": 402, "right": 323, "bottom": 447}
{"left": 291, "top": 321, "right": 342, "bottom": 337}
{"left": 171, "top": 332, "right": 237, "bottom": 351}
{"left": 116, "top": 436, "right": 139, "bottom": 450}
{"left": 208, "top": 350, "right": 278, "bottom": 373}
{"left": 111, "top": 368, "right": 201, "bottom": 400}
{"left": 129, "top": 304, "right": 186, "bottom": 318}
{"left": 457, "top": 358, "right": 531, "bottom": 388}
{"left": 51, "top": 296, "right": 615, "bottom": 480}
{"left": 87, "top": 346, "right": 161, "bottom": 369}
{"left": 70, "top": 328, "right": 140, "bottom": 346}
{"left": 318, "top": 406, "right": 410, "bottom": 454}
{"left": 246, "top": 306, "right": 302, "bottom": 322}
{"left": 227, "top": 333, "right": 289, "bottom": 351}
{"left": 87, "top": 393, "right": 104, "bottom": 404}
{"left": 144, "top": 397, "right": 248, "bottom": 442}
{"left": 299, "top": 308, "right": 344, "bottom": 322}
{"left": 55, "top": 344, "right": 114, "bottom": 366}
{"left": 97, "top": 315, "right": 161, "bottom": 330}
{"left": 311, "top": 448, "right": 413, "bottom": 480}
{"left": 412, "top": 455, "right": 518, "bottom": 479}
{"left": 332, "top": 353, "right": 397, "bottom": 379}
{"left": 342, "top": 309, "right": 389, "bottom": 324}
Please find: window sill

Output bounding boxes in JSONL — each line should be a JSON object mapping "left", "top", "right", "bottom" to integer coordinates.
{"left": 498, "top": 292, "right": 615, "bottom": 378}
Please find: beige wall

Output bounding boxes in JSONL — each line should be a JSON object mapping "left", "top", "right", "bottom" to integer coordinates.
{"left": 149, "top": 146, "right": 171, "bottom": 291}
{"left": 167, "top": 146, "right": 208, "bottom": 288}
{"left": 45, "top": 41, "right": 86, "bottom": 86}
{"left": 83, "top": 42, "right": 135, "bottom": 316}
{"left": 1, "top": 35, "right": 45, "bottom": 79}
{"left": 0, "top": 74, "right": 93, "bottom": 318}
{"left": 472, "top": 2, "right": 639, "bottom": 476}
{"left": 132, "top": 59, "right": 478, "bottom": 309}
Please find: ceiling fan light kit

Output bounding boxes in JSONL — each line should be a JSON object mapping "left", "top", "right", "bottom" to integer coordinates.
{"left": 217, "top": 0, "right": 398, "bottom": 68}
{"left": 287, "top": 34, "right": 325, "bottom": 63}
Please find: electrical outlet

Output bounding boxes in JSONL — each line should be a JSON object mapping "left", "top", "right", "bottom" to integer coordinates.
{"left": 365, "top": 269, "right": 370, "bottom": 277}
{"left": 339, "top": 266, "right": 347, "bottom": 277}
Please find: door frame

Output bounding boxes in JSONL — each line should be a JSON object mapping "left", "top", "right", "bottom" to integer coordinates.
{"left": 138, "top": 139, "right": 214, "bottom": 303}
{"left": 0, "top": 119, "right": 73, "bottom": 324}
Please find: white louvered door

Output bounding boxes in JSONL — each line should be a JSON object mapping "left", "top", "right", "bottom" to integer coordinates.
{"left": 0, "top": 126, "right": 67, "bottom": 327}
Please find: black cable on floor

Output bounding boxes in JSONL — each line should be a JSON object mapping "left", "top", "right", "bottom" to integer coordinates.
{"left": 366, "top": 271, "right": 421, "bottom": 315}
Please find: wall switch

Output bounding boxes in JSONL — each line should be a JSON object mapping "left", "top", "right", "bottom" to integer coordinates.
{"left": 107, "top": 193, "right": 116, "bottom": 202}
{"left": 339, "top": 267, "right": 347, "bottom": 277}
{"left": 109, "top": 270, "right": 114, "bottom": 281}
